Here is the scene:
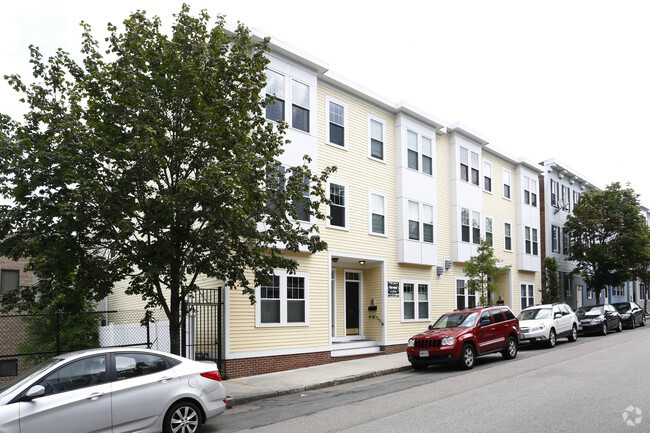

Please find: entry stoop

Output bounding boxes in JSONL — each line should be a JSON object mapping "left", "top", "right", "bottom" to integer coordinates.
{"left": 331, "top": 340, "right": 382, "bottom": 358}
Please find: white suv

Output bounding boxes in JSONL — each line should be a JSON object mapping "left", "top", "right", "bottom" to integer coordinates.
{"left": 517, "top": 303, "right": 579, "bottom": 348}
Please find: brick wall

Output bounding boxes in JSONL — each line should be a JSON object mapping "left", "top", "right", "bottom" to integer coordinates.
{"left": 224, "top": 343, "right": 407, "bottom": 378}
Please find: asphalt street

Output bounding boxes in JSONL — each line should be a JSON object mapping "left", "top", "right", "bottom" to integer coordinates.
{"left": 207, "top": 326, "right": 650, "bottom": 432}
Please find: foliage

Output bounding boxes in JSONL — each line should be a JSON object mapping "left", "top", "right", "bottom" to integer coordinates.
{"left": 464, "top": 240, "right": 510, "bottom": 306}
{"left": 540, "top": 257, "right": 561, "bottom": 303}
{"left": 564, "top": 182, "right": 650, "bottom": 304}
{"left": 0, "top": 5, "right": 333, "bottom": 354}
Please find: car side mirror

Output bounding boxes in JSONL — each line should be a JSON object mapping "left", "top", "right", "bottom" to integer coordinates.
{"left": 25, "top": 385, "right": 45, "bottom": 400}
{"left": 428, "top": 324, "right": 434, "bottom": 331}
{"left": 479, "top": 319, "right": 491, "bottom": 327}
{"left": 554, "top": 313, "right": 562, "bottom": 319}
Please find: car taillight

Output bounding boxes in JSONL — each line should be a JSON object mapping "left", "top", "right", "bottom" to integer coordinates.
{"left": 200, "top": 371, "right": 222, "bottom": 382}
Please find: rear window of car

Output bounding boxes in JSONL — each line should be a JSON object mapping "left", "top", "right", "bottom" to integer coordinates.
{"left": 502, "top": 308, "right": 516, "bottom": 320}
{"left": 490, "top": 310, "right": 506, "bottom": 323}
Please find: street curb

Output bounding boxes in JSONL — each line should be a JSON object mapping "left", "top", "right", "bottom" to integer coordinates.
{"left": 225, "top": 365, "right": 413, "bottom": 408}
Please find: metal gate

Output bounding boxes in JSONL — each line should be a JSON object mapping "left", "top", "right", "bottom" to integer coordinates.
{"left": 182, "top": 287, "right": 223, "bottom": 372}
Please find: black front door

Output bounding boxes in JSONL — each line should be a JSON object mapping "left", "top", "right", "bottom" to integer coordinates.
{"left": 346, "top": 281, "right": 360, "bottom": 335}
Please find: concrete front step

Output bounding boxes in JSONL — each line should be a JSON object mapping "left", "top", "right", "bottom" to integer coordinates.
{"left": 331, "top": 340, "right": 382, "bottom": 358}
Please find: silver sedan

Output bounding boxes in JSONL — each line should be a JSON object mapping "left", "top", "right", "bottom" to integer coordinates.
{"left": 0, "top": 347, "right": 227, "bottom": 433}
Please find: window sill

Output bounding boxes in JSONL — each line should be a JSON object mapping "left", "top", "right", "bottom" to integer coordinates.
{"left": 325, "top": 141, "right": 347, "bottom": 151}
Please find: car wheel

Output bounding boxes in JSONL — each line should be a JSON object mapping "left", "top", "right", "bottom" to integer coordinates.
{"left": 411, "top": 362, "right": 427, "bottom": 371}
{"left": 502, "top": 336, "right": 518, "bottom": 360}
{"left": 547, "top": 329, "right": 557, "bottom": 348}
{"left": 163, "top": 401, "right": 202, "bottom": 433}
{"left": 459, "top": 344, "right": 475, "bottom": 370}
{"left": 568, "top": 325, "right": 578, "bottom": 342}
{"left": 631, "top": 316, "right": 636, "bottom": 329}
{"left": 616, "top": 319, "right": 623, "bottom": 332}
{"left": 642, "top": 316, "right": 646, "bottom": 327}
{"left": 601, "top": 323, "right": 608, "bottom": 336}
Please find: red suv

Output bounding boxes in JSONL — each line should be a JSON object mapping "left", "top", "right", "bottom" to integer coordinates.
{"left": 407, "top": 306, "right": 520, "bottom": 370}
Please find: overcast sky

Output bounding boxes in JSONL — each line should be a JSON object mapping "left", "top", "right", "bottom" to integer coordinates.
{"left": 3, "top": 1, "right": 649, "bottom": 206}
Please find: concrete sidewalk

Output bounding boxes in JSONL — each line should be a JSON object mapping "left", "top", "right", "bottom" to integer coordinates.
{"left": 222, "top": 352, "right": 412, "bottom": 407}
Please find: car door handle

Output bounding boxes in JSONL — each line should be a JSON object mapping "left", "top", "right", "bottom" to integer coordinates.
{"left": 158, "top": 376, "right": 173, "bottom": 383}
{"left": 87, "top": 392, "right": 104, "bottom": 400}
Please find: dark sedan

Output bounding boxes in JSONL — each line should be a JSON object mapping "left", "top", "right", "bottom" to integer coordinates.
{"left": 576, "top": 304, "right": 622, "bottom": 335}
{"left": 612, "top": 302, "right": 646, "bottom": 329}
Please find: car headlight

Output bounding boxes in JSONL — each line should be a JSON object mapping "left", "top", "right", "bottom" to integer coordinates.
{"left": 621, "top": 314, "right": 630, "bottom": 319}
{"left": 591, "top": 318, "right": 603, "bottom": 323}
{"left": 441, "top": 336, "right": 456, "bottom": 346}
{"left": 531, "top": 324, "right": 546, "bottom": 332}
{"left": 408, "top": 339, "right": 414, "bottom": 348}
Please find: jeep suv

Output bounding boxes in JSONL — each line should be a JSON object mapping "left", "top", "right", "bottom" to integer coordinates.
{"left": 407, "top": 305, "right": 520, "bottom": 370}
{"left": 518, "top": 303, "right": 579, "bottom": 347}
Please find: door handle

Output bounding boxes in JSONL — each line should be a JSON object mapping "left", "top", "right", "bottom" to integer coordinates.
{"left": 158, "top": 376, "right": 173, "bottom": 383}
{"left": 87, "top": 392, "right": 104, "bottom": 400}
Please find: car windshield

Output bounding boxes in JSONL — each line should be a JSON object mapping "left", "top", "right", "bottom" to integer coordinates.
{"left": 432, "top": 312, "right": 479, "bottom": 328}
{"left": 613, "top": 303, "right": 630, "bottom": 313}
{"left": 0, "top": 358, "right": 61, "bottom": 398}
{"left": 576, "top": 306, "right": 604, "bottom": 316}
{"left": 518, "top": 308, "right": 552, "bottom": 321}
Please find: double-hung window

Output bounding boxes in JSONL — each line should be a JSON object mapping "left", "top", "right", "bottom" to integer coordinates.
{"left": 520, "top": 284, "right": 534, "bottom": 309}
{"left": 265, "top": 70, "right": 285, "bottom": 122}
{"left": 408, "top": 201, "right": 420, "bottom": 241}
{"left": 485, "top": 217, "right": 493, "bottom": 246}
{"left": 525, "top": 227, "right": 531, "bottom": 254}
{"left": 369, "top": 192, "right": 386, "bottom": 235}
{"left": 422, "top": 136, "right": 433, "bottom": 175}
{"left": 291, "top": 80, "right": 309, "bottom": 132}
{"left": 460, "top": 147, "right": 469, "bottom": 182}
{"left": 294, "top": 175, "right": 310, "bottom": 222}
{"left": 423, "top": 205, "right": 434, "bottom": 243}
{"left": 403, "top": 282, "right": 429, "bottom": 321}
{"left": 573, "top": 191, "right": 580, "bottom": 209}
{"left": 562, "top": 230, "right": 570, "bottom": 255}
{"left": 369, "top": 118, "right": 384, "bottom": 161}
{"left": 562, "top": 186, "right": 570, "bottom": 210}
{"left": 259, "top": 273, "right": 308, "bottom": 326}
{"left": 530, "top": 179, "right": 537, "bottom": 207}
{"left": 471, "top": 152, "right": 480, "bottom": 186}
{"left": 328, "top": 100, "right": 346, "bottom": 147}
{"left": 532, "top": 228, "right": 538, "bottom": 255}
{"left": 456, "top": 278, "right": 476, "bottom": 310}
{"left": 461, "top": 208, "right": 470, "bottom": 242}
{"left": 329, "top": 183, "right": 347, "bottom": 228}
{"left": 504, "top": 222, "right": 512, "bottom": 251}
{"left": 524, "top": 177, "right": 531, "bottom": 205}
{"left": 472, "top": 211, "right": 481, "bottom": 244}
{"left": 551, "top": 225, "right": 560, "bottom": 252}
{"left": 483, "top": 161, "right": 492, "bottom": 192}
{"left": 503, "top": 169, "right": 511, "bottom": 199}
{"left": 550, "top": 179, "right": 559, "bottom": 207}
{"left": 407, "top": 130, "right": 419, "bottom": 170}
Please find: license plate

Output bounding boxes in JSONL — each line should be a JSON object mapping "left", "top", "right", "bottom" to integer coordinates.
{"left": 419, "top": 350, "right": 429, "bottom": 357}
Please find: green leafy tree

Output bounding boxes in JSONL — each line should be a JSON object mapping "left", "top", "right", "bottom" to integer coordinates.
{"left": 541, "top": 257, "right": 561, "bottom": 303}
{"left": 564, "top": 183, "right": 650, "bottom": 305}
{"left": 0, "top": 5, "right": 333, "bottom": 355}
{"left": 464, "top": 240, "right": 510, "bottom": 306}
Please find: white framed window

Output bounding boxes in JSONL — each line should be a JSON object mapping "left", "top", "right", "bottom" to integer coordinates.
{"left": 461, "top": 208, "right": 470, "bottom": 243}
{"left": 562, "top": 229, "right": 570, "bottom": 255}
{"left": 0, "top": 269, "right": 19, "bottom": 295}
{"left": 561, "top": 185, "right": 570, "bottom": 210}
{"left": 326, "top": 97, "right": 347, "bottom": 148}
{"left": 530, "top": 179, "right": 537, "bottom": 207}
{"left": 550, "top": 179, "right": 559, "bottom": 207}
{"left": 402, "top": 281, "right": 430, "bottom": 321}
{"left": 525, "top": 226, "right": 531, "bottom": 254}
{"left": 369, "top": 190, "right": 387, "bottom": 236}
{"left": 368, "top": 116, "right": 385, "bottom": 161}
{"left": 524, "top": 177, "right": 531, "bottom": 205}
{"left": 472, "top": 211, "right": 481, "bottom": 244}
{"left": 485, "top": 217, "right": 493, "bottom": 246}
{"left": 460, "top": 147, "right": 469, "bottom": 182}
{"left": 407, "top": 130, "right": 419, "bottom": 170}
{"left": 586, "top": 286, "right": 593, "bottom": 299}
{"left": 328, "top": 181, "right": 348, "bottom": 229}
{"left": 613, "top": 286, "right": 624, "bottom": 297}
{"left": 294, "top": 175, "right": 310, "bottom": 222}
{"left": 423, "top": 204, "right": 434, "bottom": 243}
{"left": 520, "top": 283, "right": 534, "bottom": 309}
{"left": 257, "top": 271, "right": 309, "bottom": 326}
{"left": 471, "top": 151, "right": 480, "bottom": 186}
{"left": 532, "top": 228, "right": 539, "bottom": 255}
{"left": 422, "top": 136, "right": 433, "bottom": 175}
{"left": 573, "top": 190, "right": 580, "bottom": 210}
{"left": 265, "top": 69, "right": 285, "bottom": 123}
{"left": 502, "top": 169, "right": 511, "bottom": 199}
{"left": 408, "top": 200, "right": 420, "bottom": 241}
{"left": 291, "top": 79, "right": 310, "bottom": 133}
{"left": 504, "top": 222, "right": 512, "bottom": 251}
{"left": 483, "top": 160, "right": 492, "bottom": 192}
{"left": 455, "top": 278, "right": 476, "bottom": 310}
